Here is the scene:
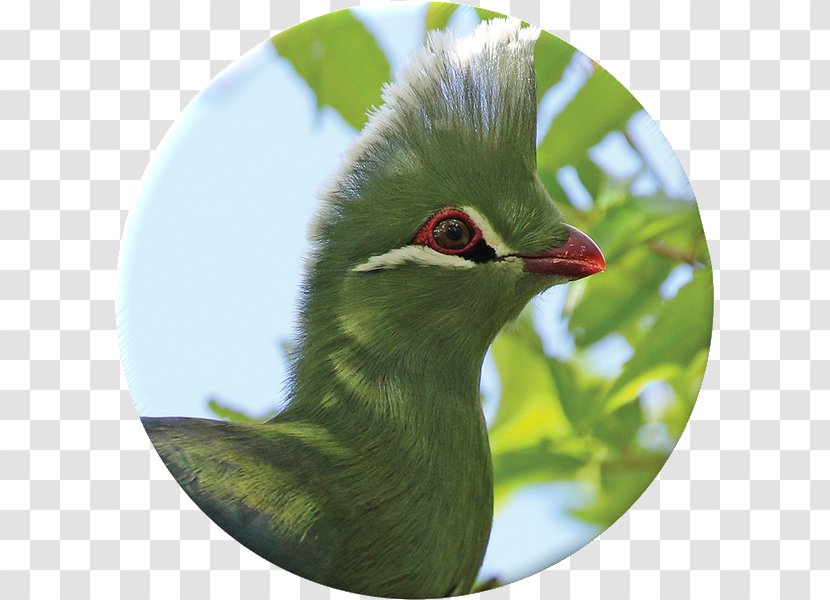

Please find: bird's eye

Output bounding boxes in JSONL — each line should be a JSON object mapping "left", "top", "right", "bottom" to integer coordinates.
{"left": 432, "top": 218, "right": 472, "bottom": 250}
{"left": 412, "top": 208, "right": 482, "bottom": 255}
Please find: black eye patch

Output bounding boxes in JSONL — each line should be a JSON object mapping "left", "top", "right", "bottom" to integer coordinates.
{"left": 460, "top": 239, "right": 497, "bottom": 263}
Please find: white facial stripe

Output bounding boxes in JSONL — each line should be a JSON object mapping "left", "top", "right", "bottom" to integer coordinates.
{"left": 352, "top": 245, "right": 474, "bottom": 273}
{"left": 461, "top": 206, "right": 513, "bottom": 256}
{"left": 352, "top": 207, "right": 513, "bottom": 273}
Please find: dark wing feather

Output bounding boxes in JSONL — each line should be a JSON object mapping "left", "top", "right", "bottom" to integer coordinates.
{"left": 141, "top": 416, "right": 343, "bottom": 581}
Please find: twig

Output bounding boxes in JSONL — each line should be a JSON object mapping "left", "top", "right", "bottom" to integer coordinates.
{"left": 472, "top": 578, "right": 502, "bottom": 593}
{"left": 649, "top": 241, "right": 703, "bottom": 268}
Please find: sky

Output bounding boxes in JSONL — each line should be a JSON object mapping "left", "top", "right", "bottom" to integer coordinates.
{"left": 117, "top": 3, "right": 692, "bottom": 584}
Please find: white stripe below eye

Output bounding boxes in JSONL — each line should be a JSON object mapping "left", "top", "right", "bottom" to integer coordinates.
{"left": 352, "top": 207, "right": 513, "bottom": 273}
{"left": 352, "top": 245, "right": 474, "bottom": 272}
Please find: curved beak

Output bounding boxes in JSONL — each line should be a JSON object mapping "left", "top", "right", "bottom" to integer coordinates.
{"left": 515, "top": 224, "right": 606, "bottom": 281}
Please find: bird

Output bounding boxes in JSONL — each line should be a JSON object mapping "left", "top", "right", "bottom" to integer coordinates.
{"left": 142, "top": 18, "right": 605, "bottom": 599}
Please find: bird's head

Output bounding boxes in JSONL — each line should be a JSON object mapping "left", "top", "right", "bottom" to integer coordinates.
{"left": 304, "top": 19, "right": 604, "bottom": 363}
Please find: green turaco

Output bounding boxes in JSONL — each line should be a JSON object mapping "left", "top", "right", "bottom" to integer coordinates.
{"left": 142, "top": 18, "right": 605, "bottom": 598}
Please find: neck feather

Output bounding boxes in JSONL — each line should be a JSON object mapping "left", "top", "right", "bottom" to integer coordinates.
{"left": 273, "top": 262, "right": 496, "bottom": 594}
{"left": 276, "top": 261, "right": 506, "bottom": 481}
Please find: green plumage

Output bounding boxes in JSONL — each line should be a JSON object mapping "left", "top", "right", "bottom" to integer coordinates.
{"left": 143, "top": 19, "right": 592, "bottom": 598}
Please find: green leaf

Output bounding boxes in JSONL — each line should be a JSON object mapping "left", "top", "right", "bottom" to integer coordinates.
{"left": 425, "top": 2, "right": 459, "bottom": 32}
{"left": 548, "top": 358, "right": 606, "bottom": 435}
{"left": 539, "top": 169, "right": 574, "bottom": 208}
{"left": 574, "top": 157, "right": 603, "bottom": 200}
{"left": 475, "top": 8, "right": 508, "bottom": 22}
{"left": 277, "top": 338, "right": 294, "bottom": 361}
{"left": 488, "top": 313, "right": 583, "bottom": 508}
{"left": 538, "top": 61, "right": 642, "bottom": 181}
{"left": 589, "top": 174, "right": 632, "bottom": 213}
{"left": 547, "top": 358, "right": 580, "bottom": 423}
{"left": 567, "top": 246, "right": 674, "bottom": 347}
{"left": 603, "top": 266, "right": 714, "bottom": 412}
{"left": 589, "top": 194, "right": 704, "bottom": 264}
{"left": 207, "top": 398, "right": 274, "bottom": 423}
{"left": 488, "top": 312, "right": 572, "bottom": 455}
{"left": 573, "top": 455, "right": 666, "bottom": 526}
{"left": 492, "top": 440, "right": 591, "bottom": 508}
{"left": 534, "top": 31, "right": 577, "bottom": 100}
{"left": 662, "top": 348, "right": 709, "bottom": 438}
{"left": 271, "top": 10, "right": 391, "bottom": 130}
{"left": 472, "top": 578, "right": 503, "bottom": 593}
{"left": 593, "top": 400, "right": 643, "bottom": 451}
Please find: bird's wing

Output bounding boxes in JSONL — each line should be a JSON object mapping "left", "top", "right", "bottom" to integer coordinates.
{"left": 141, "top": 416, "right": 345, "bottom": 581}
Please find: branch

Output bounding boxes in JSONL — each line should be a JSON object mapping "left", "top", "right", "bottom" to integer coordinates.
{"left": 648, "top": 241, "right": 703, "bottom": 268}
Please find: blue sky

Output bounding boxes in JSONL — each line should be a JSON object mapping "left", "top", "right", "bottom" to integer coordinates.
{"left": 118, "top": 3, "right": 691, "bottom": 584}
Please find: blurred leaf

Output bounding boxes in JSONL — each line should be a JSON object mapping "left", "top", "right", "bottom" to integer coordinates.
{"left": 271, "top": 11, "right": 390, "bottom": 130}
{"left": 425, "top": 2, "right": 459, "bottom": 32}
{"left": 613, "top": 308, "right": 662, "bottom": 350}
{"left": 649, "top": 211, "right": 710, "bottom": 268}
{"left": 573, "top": 455, "right": 665, "bottom": 526}
{"left": 538, "top": 62, "right": 642, "bottom": 182}
{"left": 626, "top": 115, "right": 695, "bottom": 200}
{"left": 535, "top": 32, "right": 577, "bottom": 100}
{"left": 539, "top": 169, "right": 574, "bottom": 209}
{"left": 546, "top": 358, "right": 580, "bottom": 423}
{"left": 277, "top": 338, "right": 295, "bottom": 362}
{"left": 487, "top": 313, "right": 606, "bottom": 509}
{"left": 593, "top": 400, "right": 643, "bottom": 451}
{"left": 475, "top": 8, "right": 509, "bottom": 21}
{"left": 671, "top": 348, "right": 711, "bottom": 408}
{"left": 589, "top": 193, "right": 705, "bottom": 264}
{"left": 472, "top": 577, "right": 502, "bottom": 593}
{"left": 634, "top": 194, "right": 700, "bottom": 216}
{"left": 207, "top": 398, "right": 274, "bottom": 423}
{"left": 548, "top": 358, "right": 608, "bottom": 436}
{"left": 493, "top": 440, "right": 591, "bottom": 507}
{"left": 567, "top": 246, "right": 673, "bottom": 347}
{"left": 574, "top": 157, "right": 603, "bottom": 200}
{"left": 602, "top": 267, "right": 714, "bottom": 412}
{"left": 488, "top": 313, "right": 572, "bottom": 455}
{"left": 663, "top": 347, "right": 710, "bottom": 438}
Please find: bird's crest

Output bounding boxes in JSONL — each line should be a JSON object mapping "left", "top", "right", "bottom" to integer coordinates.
{"left": 318, "top": 18, "right": 541, "bottom": 208}
{"left": 377, "top": 17, "right": 540, "bottom": 141}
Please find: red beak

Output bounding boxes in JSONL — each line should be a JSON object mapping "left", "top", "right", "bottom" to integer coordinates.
{"left": 516, "top": 224, "right": 606, "bottom": 281}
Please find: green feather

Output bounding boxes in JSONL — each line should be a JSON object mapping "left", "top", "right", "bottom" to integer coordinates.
{"left": 143, "top": 19, "right": 579, "bottom": 598}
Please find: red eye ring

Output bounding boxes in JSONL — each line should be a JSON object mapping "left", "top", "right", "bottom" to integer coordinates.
{"left": 412, "top": 208, "right": 482, "bottom": 255}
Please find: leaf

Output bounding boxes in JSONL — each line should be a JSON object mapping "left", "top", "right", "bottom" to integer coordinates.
{"left": 593, "top": 400, "right": 643, "bottom": 451}
{"left": 475, "top": 8, "right": 508, "bottom": 22}
{"left": 590, "top": 194, "right": 704, "bottom": 264}
{"left": 546, "top": 358, "right": 580, "bottom": 424}
{"left": 277, "top": 339, "right": 294, "bottom": 361}
{"left": 567, "top": 246, "right": 674, "bottom": 347}
{"left": 589, "top": 174, "right": 633, "bottom": 214}
{"left": 564, "top": 193, "right": 708, "bottom": 350}
{"left": 547, "top": 358, "right": 607, "bottom": 435}
{"left": 663, "top": 347, "right": 710, "bottom": 438}
{"left": 602, "top": 266, "right": 714, "bottom": 412}
{"left": 534, "top": 31, "right": 577, "bottom": 100}
{"left": 472, "top": 577, "right": 503, "bottom": 593}
{"left": 572, "top": 455, "right": 665, "bottom": 527}
{"left": 487, "top": 313, "right": 591, "bottom": 507}
{"left": 425, "top": 2, "right": 459, "bottom": 32}
{"left": 492, "top": 439, "right": 591, "bottom": 508}
{"left": 539, "top": 169, "right": 574, "bottom": 208}
{"left": 574, "top": 156, "right": 603, "bottom": 200}
{"left": 538, "top": 60, "right": 642, "bottom": 182}
{"left": 271, "top": 11, "right": 391, "bottom": 130}
{"left": 488, "top": 313, "right": 572, "bottom": 457}
{"left": 207, "top": 398, "right": 275, "bottom": 423}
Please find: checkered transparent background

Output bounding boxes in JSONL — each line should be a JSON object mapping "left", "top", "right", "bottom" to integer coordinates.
{"left": 0, "top": 0, "right": 827, "bottom": 598}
